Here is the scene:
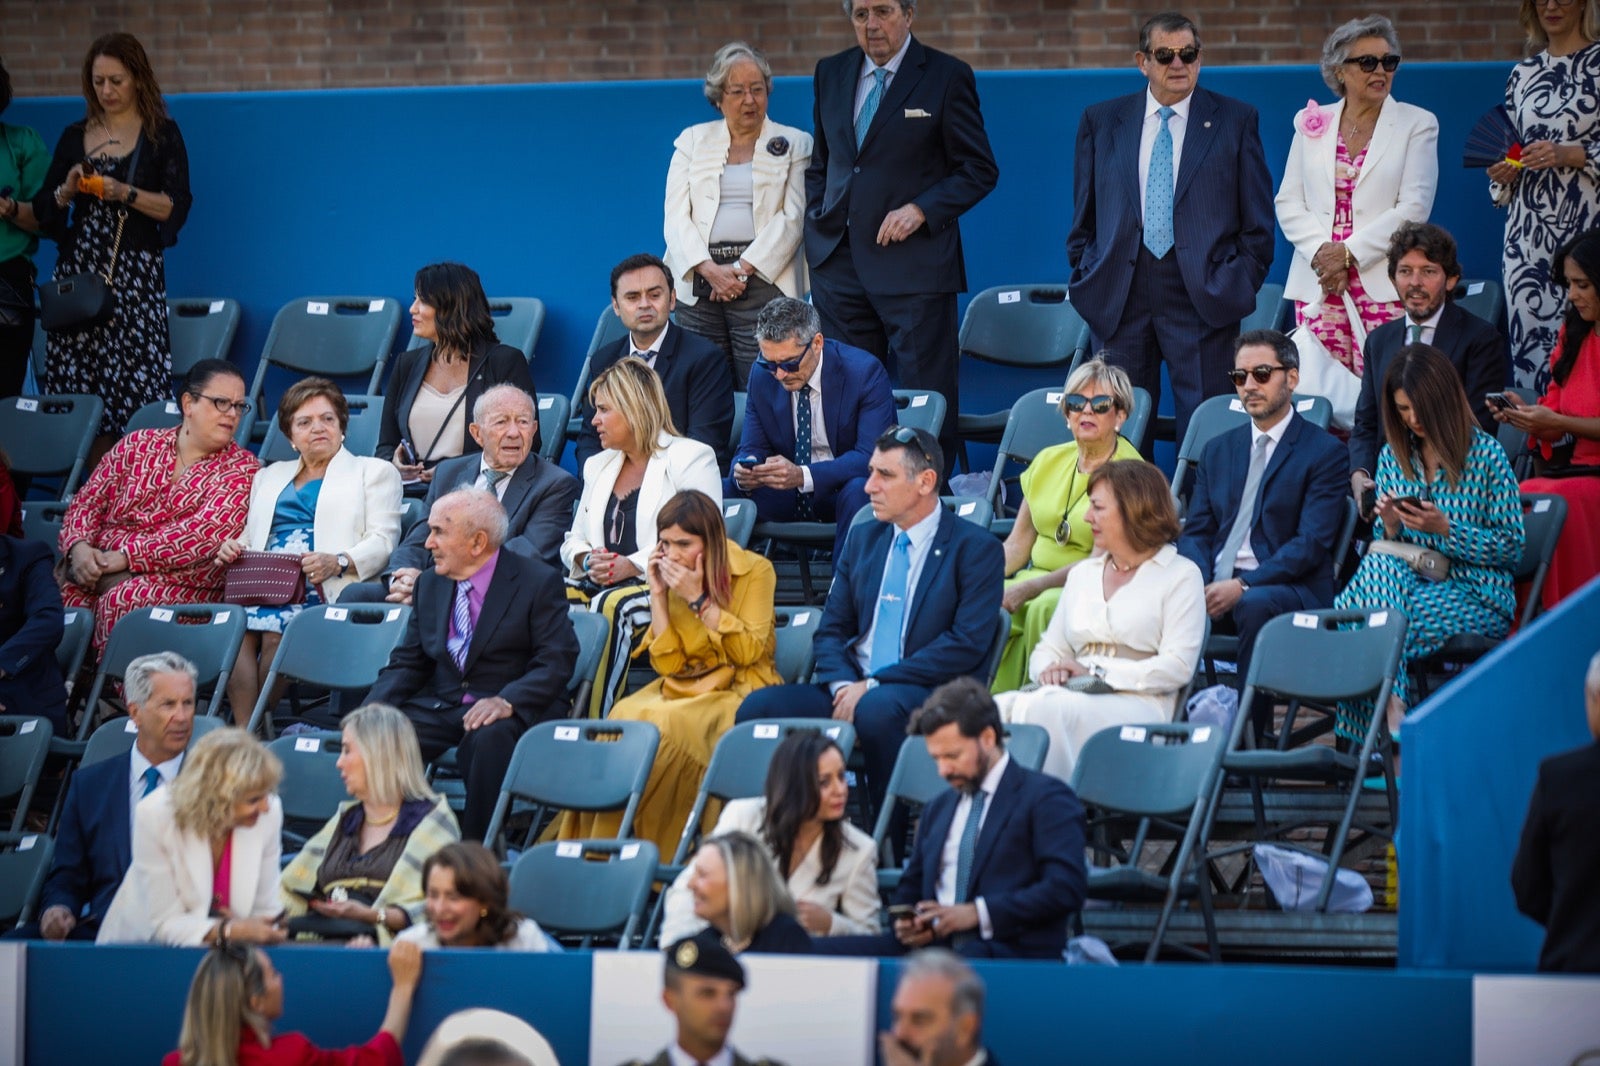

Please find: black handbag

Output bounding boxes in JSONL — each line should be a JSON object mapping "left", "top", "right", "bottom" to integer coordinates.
{"left": 39, "top": 139, "right": 138, "bottom": 334}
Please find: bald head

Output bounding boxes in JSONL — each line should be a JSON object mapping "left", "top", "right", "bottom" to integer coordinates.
{"left": 425, "top": 488, "right": 509, "bottom": 580}
{"left": 470, "top": 386, "right": 538, "bottom": 473}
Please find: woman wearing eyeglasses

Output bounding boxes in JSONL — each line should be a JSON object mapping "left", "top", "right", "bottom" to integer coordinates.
{"left": 991, "top": 358, "right": 1141, "bottom": 693}
{"left": 56, "top": 358, "right": 257, "bottom": 653}
{"left": 1276, "top": 16, "right": 1438, "bottom": 380}
{"left": 664, "top": 42, "right": 812, "bottom": 388}
{"left": 1492, "top": 0, "right": 1600, "bottom": 392}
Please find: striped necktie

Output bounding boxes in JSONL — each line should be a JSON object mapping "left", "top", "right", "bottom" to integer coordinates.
{"left": 447, "top": 580, "right": 474, "bottom": 671}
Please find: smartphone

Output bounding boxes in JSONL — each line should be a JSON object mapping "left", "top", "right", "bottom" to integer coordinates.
{"left": 887, "top": 904, "right": 918, "bottom": 922}
{"left": 1359, "top": 484, "right": 1376, "bottom": 518}
{"left": 396, "top": 438, "right": 416, "bottom": 465}
{"left": 1485, "top": 392, "right": 1513, "bottom": 412}
{"left": 1391, "top": 495, "right": 1425, "bottom": 509}
{"left": 735, "top": 453, "right": 760, "bottom": 469}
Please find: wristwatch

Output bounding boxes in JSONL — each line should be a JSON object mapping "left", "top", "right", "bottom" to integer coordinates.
{"left": 126, "top": 187, "right": 139, "bottom": 205}
{"left": 863, "top": 678, "right": 880, "bottom": 691}
{"left": 336, "top": 552, "right": 351, "bottom": 574}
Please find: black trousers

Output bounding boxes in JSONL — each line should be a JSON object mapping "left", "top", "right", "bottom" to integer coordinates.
{"left": 0, "top": 255, "right": 37, "bottom": 399}
{"left": 400, "top": 701, "right": 525, "bottom": 841}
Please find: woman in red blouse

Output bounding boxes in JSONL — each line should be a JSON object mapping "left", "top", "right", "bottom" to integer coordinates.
{"left": 163, "top": 939, "right": 423, "bottom": 1066}
{"left": 56, "top": 357, "right": 257, "bottom": 650}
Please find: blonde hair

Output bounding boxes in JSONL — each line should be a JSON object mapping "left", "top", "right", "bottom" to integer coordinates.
{"left": 169, "top": 728, "right": 282, "bottom": 841}
{"left": 342, "top": 703, "right": 436, "bottom": 808}
{"left": 1520, "top": 0, "right": 1600, "bottom": 51}
{"left": 175, "top": 946, "right": 273, "bottom": 1066}
{"left": 704, "top": 830, "right": 793, "bottom": 947}
{"left": 1061, "top": 357, "right": 1136, "bottom": 418}
{"left": 589, "top": 356, "right": 680, "bottom": 456}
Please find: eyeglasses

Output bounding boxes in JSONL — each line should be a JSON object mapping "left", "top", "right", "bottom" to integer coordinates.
{"left": 754, "top": 354, "right": 807, "bottom": 375}
{"left": 1344, "top": 54, "right": 1401, "bottom": 73}
{"left": 1063, "top": 393, "right": 1117, "bottom": 415}
{"left": 190, "top": 391, "right": 252, "bottom": 416}
{"left": 1226, "top": 365, "right": 1288, "bottom": 387}
{"left": 1147, "top": 45, "right": 1200, "bottom": 66}
{"left": 877, "top": 425, "right": 938, "bottom": 467}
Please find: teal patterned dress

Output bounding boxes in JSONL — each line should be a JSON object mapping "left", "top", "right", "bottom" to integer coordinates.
{"left": 1334, "top": 429, "right": 1524, "bottom": 728}
{"left": 243, "top": 479, "right": 324, "bottom": 633}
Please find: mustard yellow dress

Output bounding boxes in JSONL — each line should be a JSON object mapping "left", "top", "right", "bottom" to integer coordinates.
{"left": 560, "top": 541, "right": 779, "bottom": 855}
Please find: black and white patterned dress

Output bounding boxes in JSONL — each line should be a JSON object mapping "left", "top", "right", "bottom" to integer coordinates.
{"left": 1494, "top": 42, "right": 1600, "bottom": 393}
{"left": 36, "top": 119, "right": 192, "bottom": 436}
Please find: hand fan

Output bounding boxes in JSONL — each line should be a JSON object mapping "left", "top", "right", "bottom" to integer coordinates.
{"left": 1463, "top": 106, "right": 1523, "bottom": 168}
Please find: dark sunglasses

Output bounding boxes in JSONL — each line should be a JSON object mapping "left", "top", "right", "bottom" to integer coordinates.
{"left": 877, "top": 425, "right": 937, "bottom": 467}
{"left": 1063, "top": 393, "right": 1117, "bottom": 415}
{"left": 1227, "top": 365, "right": 1288, "bottom": 387}
{"left": 189, "top": 391, "right": 252, "bottom": 415}
{"left": 1147, "top": 45, "right": 1200, "bottom": 66}
{"left": 1344, "top": 54, "right": 1400, "bottom": 73}
{"left": 754, "top": 353, "right": 807, "bottom": 375}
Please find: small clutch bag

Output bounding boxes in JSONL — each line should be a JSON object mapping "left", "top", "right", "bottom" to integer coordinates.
{"left": 224, "top": 550, "right": 307, "bottom": 606}
{"left": 1065, "top": 674, "right": 1115, "bottom": 695}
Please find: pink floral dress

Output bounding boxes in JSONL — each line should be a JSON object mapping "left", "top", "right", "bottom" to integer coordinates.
{"left": 1294, "top": 136, "right": 1404, "bottom": 375}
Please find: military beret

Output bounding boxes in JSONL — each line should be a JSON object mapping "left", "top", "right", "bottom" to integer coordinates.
{"left": 665, "top": 929, "right": 745, "bottom": 988}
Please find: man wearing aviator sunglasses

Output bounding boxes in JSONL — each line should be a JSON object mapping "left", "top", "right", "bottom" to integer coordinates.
{"left": 1068, "top": 11, "right": 1275, "bottom": 448}
{"left": 1176, "top": 330, "right": 1349, "bottom": 680}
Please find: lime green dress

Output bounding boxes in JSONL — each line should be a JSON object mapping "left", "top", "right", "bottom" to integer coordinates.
{"left": 992, "top": 435, "right": 1142, "bottom": 693}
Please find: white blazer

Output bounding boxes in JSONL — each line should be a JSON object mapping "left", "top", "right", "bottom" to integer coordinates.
{"left": 97, "top": 788, "right": 283, "bottom": 945}
{"left": 243, "top": 447, "right": 403, "bottom": 601}
{"left": 560, "top": 432, "right": 723, "bottom": 577}
{"left": 663, "top": 115, "right": 814, "bottom": 305}
{"left": 1276, "top": 96, "right": 1439, "bottom": 305}
{"left": 658, "top": 797, "right": 881, "bottom": 944}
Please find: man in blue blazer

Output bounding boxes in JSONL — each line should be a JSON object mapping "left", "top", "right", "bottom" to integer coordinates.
{"left": 804, "top": 0, "right": 999, "bottom": 468}
{"left": 818, "top": 678, "right": 1087, "bottom": 960}
{"left": 726, "top": 297, "right": 897, "bottom": 559}
{"left": 574, "top": 253, "right": 735, "bottom": 468}
{"left": 1178, "top": 331, "right": 1349, "bottom": 682}
{"left": 1068, "top": 12, "right": 1275, "bottom": 449}
{"left": 736, "top": 426, "right": 1004, "bottom": 817}
{"left": 1350, "top": 222, "right": 1510, "bottom": 487}
{"left": 18, "top": 652, "right": 196, "bottom": 941}
{"left": 367, "top": 488, "right": 578, "bottom": 839}
{"left": 0, "top": 535, "right": 67, "bottom": 731}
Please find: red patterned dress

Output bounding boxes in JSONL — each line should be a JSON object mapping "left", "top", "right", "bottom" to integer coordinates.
{"left": 58, "top": 428, "right": 257, "bottom": 650}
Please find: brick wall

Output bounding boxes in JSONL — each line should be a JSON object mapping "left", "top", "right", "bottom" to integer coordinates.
{"left": 4, "top": 1, "right": 1526, "bottom": 97}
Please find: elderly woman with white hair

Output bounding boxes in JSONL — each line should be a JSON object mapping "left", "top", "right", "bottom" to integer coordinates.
{"left": 664, "top": 41, "right": 813, "bottom": 386}
{"left": 279, "top": 703, "right": 460, "bottom": 945}
{"left": 1276, "top": 14, "right": 1439, "bottom": 374}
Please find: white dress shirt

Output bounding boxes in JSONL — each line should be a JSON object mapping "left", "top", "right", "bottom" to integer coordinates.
{"left": 792, "top": 350, "right": 834, "bottom": 494}
{"left": 1138, "top": 89, "right": 1192, "bottom": 223}
{"left": 935, "top": 751, "right": 1010, "bottom": 940}
{"left": 475, "top": 462, "right": 513, "bottom": 501}
{"left": 667, "top": 1046, "right": 733, "bottom": 1066}
{"left": 853, "top": 34, "right": 913, "bottom": 119}
{"left": 1401, "top": 303, "right": 1446, "bottom": 347}
{"left": 630, "top": 322, "right": 670, "bottom": 368}
{"left": 128, "top": 747, "right": 183, "bottom": 834}
{"left": 1224, "top": 409, "right": 1295, "bottom": 575}
{"left": 851, "top": 504, "right": 942, "bottom": 679}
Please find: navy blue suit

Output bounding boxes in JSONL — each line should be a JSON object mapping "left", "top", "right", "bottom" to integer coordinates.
{"left": 1350, "top": 301, "right": 1510, "bottom": 475}
{"left": 573, "top": 323, "right": 735, "bottom": 469}
{"left": 805, "top": 36, "right": 998, "bottom": 466}
{"left": 0, "top": 536, "right": 67, "bottom": 731}
{"left": 35, "top": 753, "right": 133, "bottom": 939}
{"left": 1177, "top": 413, "right": 1349, "bottom": 674}
{"left": 737, "top": 504, "right": 1004, "bottom": 814}
{"left": 1068, "top": 87, "right": 1275, "bottom": 446}
{"left": 726, "top": 338, "right": 896, "bottom": 558}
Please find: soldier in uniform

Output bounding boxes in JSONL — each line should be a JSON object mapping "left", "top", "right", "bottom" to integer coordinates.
{"left": 622, "top": 929, "right": 785, "bottom": 1066}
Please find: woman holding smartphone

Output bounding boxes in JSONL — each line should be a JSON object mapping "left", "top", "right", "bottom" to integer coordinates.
{"left": 558, "top": 488, "right": 778, "bottom": 855}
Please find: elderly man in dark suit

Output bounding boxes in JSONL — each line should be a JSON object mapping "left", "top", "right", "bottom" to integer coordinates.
{"left": 805, "top": 0, "right": 998, "bottom": 469}
{"left": 1512, "top": 650, "right": 1600, "bottom": 973}
{"left": 727, "top": 296, "right": 897, "bottom": 559}
{"left": 0, "top": 534, "right": 67, "bottom": 731}
{"left": 1069, "top": 11, "right": 1275, "bottom": 448}
{"left": 1178, "top": 330, "right": 1350, "bottom": 681}
{"left": 8, "top": 652, "right": 195, "bottom": 941}
{"left": 817, "top": 677, "right": 1087, "bottom": 960}
{"left": 1350, "top": 222, "right": 1511, "bottom": 502}
{"left": 367, "top": 488, "right": 578, "bottom": 839}
{"left": 573, "top": 253, "right": 735, "bottom": 468}
{"left": 343, "top": 385, "right": 579, "bottom": 604}
{"left": 736, "top": 426, "right": 1004, "bottom": 819}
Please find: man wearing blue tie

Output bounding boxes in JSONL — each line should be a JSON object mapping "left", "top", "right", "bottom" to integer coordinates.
{"left": 735, "top": 426, "right": 1004, "bottom": 819}
{"left": 1068, "top": 12, "right": 1275, "bottom": 449}
{"left": 12, "top": 652, "right": 196, "bottom": 941}
{"left": 726, "top": 297, "right": 898, "bottom": 560}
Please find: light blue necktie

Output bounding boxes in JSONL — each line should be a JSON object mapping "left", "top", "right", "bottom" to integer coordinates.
{"left": 1216, "top": 434, "right": 1270, "bottom": 581}
{"left": 954, "top": 789, "right": 987, "bottom": 903}
{"left": 141, "top": 766, "right": 162, "bottom": 797}
{"left": 1144, "top": 105, "right": 1176, "bottom": 257}
{"left": 856, "top": 68, "right": 888, "bottom": 148}
{"left": 447, "top": 579, "right": 474, "bottom": 672}
{"left": 868, "top": 532, "right": 911, "bottom": 673}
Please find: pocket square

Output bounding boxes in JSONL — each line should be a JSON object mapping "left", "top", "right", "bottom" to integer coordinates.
{"left": 904, "top": 108, "right": 932, "bottom": 118}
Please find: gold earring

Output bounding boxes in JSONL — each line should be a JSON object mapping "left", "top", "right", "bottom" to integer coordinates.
{"left": 480, "top": 907, "right": 488, "bottom": 918}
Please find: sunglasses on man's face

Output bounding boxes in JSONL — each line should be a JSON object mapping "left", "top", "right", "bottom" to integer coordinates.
{"left": 1227, "top": 365, "right": 1288, "bottom": 387}
{"left": 1344, "top": 54, "right": 1401, "bottom": 73}
{"left": 1063, "top": 393, "right": 1117, "bottom": 415}
{"left": 1147, "top": 45, "right": 1200, "bottom": 66}
{"left": 755, "top": 355, "right": 806, "bottom": 375}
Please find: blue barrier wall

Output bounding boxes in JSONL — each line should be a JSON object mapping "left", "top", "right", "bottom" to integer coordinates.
{"left": 1400, "top": 576, "right": 1600, "bottom": 971}
{"left": 24, "top": 944, "right": 1472, "bottom": 1065}
{"left": 10, "top": 61, "right": 1514, "bottom": 424}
